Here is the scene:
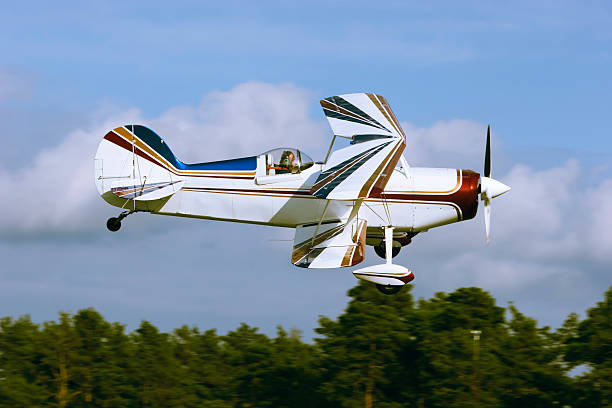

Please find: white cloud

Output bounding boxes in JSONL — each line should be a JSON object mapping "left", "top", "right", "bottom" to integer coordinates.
{"left": 584, "top": 178, "right": 612, "bottom": 261}
{"left": 0, "top": 82, "right": 327, "bottom": 237}
{"left": 1, "top": 82, "right": 611, "bottom": 299}
{"left": 389, "top": 120, "right": 612, "bottom": 296}
{"left": 1, "top": 82, "right": 610, "bottom": 335}
{"left": 148, "top": 82, "right": 328, "bottom": 162}
{"left": 402, "top": 119, "right": 491, "bottom": 168}
{"left": 402, "top": 156, "right": 612, "bottom": 296}
{"left": 0, "top": 109, "right": 142, "bottom": 235}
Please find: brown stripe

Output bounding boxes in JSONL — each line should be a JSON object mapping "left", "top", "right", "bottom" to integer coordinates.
{"left": 184, "top": 187, "right": 311, "bottom": 196}
{"left": 367, "top": 93, "right": 401, "bottom": 136}
{"left": 368, "top": 140, "right": 406, "bottom": 197}
{"left": 355, "top": 272, "right": 414, "bottom": 284}
{"left": 341, "top": 246, "right": 355, "bottom": 267}
{"left": 321, "top": 99, "right": 381, "bottom": 127}
{"left": 384, "top": 170, "right": 461, "bottom": 194}
{"left": 112, "top": 127, "right": 255, "bottom": 176}
{"left": 291, "top": 224, "right": 346, "bottom": 264}
{"left": 293, "top": 224, "right": 345, "bottom": 251}
{"left": 103, "top": 131, "right": 255, "bottom": 179}
{"left": 358, "top": 140, "right": 403, "bottom": 198}
{"left": 104, "top": 131, "right": 166, "bottom": 169}
{"left": 349, "top": 220, "right": 367, "bottom": 266}
{"left": 376, "top": 94, "right": 405, "bottom": 137}
{"left": 310, "top": 149, "right": 374, "bottom": 193}
{"left": 381, "top": 170, "right": 480, "bottom": 221}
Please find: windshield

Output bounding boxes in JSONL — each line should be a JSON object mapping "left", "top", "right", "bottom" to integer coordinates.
{"left": 263, "top": 148, "right": 314, "bottom": 175}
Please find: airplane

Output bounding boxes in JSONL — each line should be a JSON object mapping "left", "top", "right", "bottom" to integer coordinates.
{"left": 94, "top": 93, "right": 510, "bottom": 294}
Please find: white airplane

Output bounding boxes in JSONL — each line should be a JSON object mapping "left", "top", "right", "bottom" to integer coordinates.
{"left": 94, "top": 93, "right": 510, "bottom": 294}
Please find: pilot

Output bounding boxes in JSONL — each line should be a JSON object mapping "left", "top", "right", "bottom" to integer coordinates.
{"left": 279, "top": 150, "right": 298, "bottom": 173}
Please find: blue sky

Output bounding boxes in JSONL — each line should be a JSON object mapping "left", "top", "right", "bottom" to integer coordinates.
{"left": 1, "top": 1, "right": 611, "bottom": 337}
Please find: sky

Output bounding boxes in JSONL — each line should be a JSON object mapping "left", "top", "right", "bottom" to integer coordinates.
{"left": 0, "top": 1, "right": 611, "bottom": 339}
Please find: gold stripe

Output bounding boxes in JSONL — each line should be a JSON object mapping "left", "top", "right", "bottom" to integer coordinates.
{"left": 377, "top": 94, "right": 405, "bottom": 137}
{"left": 321, "top": 99, "right": 380, "bottom": 127}
{"left": 181, "top": 189, "right": 319, "bottom": 199}
{"left": 384, "top": 170, "right": 462, "bottom": 194}
{"left": 355, "top": 271, "right": 412, "bottom": 276}
{"left": 367, "top": 93, "right": 401, "bottom": 136}
{"left": 115, "top": 126, "right": 134, "bottom": 141}
{"left": 341, "top": 246, "right": 355, "bottom": 267}
{"left": 358, "top": 140, "right": 403, "bottom": 197}
{"left": 292, "top": 224, "right": 345, "bottom": 264}
{"left": 113, "top": 127, "right": 255, "bottom": 176}
{"left": 368, "top": 139, "right": 406, "bottom": 197}
{"left": 346, "top": 220, "right": 367, "bottom": 266}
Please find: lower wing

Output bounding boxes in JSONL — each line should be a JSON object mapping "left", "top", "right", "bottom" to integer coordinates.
{"left": 291, "top": 216, "right": 367, "bottom": 269}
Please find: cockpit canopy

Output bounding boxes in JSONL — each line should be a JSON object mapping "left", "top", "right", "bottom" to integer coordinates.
{"left": 262, "top": 148, "right": 314, "bottom": 175}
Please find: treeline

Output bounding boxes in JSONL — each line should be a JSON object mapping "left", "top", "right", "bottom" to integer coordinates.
{"left": 0, "top": 284, "right": 609, "bottom": 408}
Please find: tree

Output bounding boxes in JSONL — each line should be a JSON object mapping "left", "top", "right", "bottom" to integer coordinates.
{"left": 38, "top": 313, "right": 82, "bottom": 408}
{"left": 260, "top": 326, "right": 324, "bottom": 408}
{"left": 413, "top": 287, "right": 507, "bottom": 408}
{"left": 497, "top": 304, "right": 569, "bottom": 407}
{"left": 0, "top": 316, "right": 48, "bottom": 407}
{"left": 565, "top": 285, "right": 612, "bottom": 407}
{"left": 130, "top": 320, "right": 183, "bottom": 407}
{"left": 172, "top": 325, "right": 232, "bottom": 407}
{"left": 316, "top": 281, "right": 416, "bottom": 408}
{"left": 222, "top": 323, "right": 275, "bottom": 407}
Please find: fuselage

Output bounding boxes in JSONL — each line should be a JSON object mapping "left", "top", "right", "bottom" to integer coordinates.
{"left": 95, "top": 125, "right": 480, "bottom": 241}
{"left": 99, "top": 159, "right": 480, "bottom": 233}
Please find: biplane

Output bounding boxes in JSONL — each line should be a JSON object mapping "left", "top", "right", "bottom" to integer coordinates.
{"left": 94, "top": 93, "right": 510, "bottom": 294}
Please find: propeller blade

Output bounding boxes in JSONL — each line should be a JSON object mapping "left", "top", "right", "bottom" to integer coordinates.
{"left": 480, "top": 125, "right": 510, "bottom": 243}
{"left": 480, "top": 177, "right": 509, "bottom": 243}
{"left": 484, "top": 197, "right": 491, "bottom": 243}
{"left": 484, "top": 125, "right": 491, "bottom": 178}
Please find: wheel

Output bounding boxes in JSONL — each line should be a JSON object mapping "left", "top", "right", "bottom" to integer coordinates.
{"left": 376, "top": 284, "right": 402, "bottom": 295}
{"left": 374, "top": 243, "right": 401, "bottom": 259}
{"left": 106, "top": 217, "right": 121, "bottom": 232}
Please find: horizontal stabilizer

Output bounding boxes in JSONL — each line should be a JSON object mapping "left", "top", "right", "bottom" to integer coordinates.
{"left": 111, "top": 180, "right": 184, "bottom": 201}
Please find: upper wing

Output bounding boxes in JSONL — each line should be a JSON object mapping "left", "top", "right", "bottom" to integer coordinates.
{"left": 312, "top": 93, "right": 406, "bottom": 200}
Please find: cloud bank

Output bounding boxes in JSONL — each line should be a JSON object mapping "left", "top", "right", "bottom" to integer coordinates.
{"left": 1, "top": 82, "right": 610, "bottom": 297}
{"left": 0, "top": 82, "right": 327, "bottom": 236}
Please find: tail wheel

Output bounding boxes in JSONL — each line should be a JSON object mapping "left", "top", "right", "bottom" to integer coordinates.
{"left": 376, "top": 284, "right": 402, "bottom": 295}
{"left": 106, "top": 217, "right": 121, "bottom": 232}
{"left": 374, "top": 243, "right": 400, "bottom": 259}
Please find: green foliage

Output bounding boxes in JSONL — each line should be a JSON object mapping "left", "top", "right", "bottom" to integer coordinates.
{"left": 564, "top": 286, "right": 612, "bottom": 407}
{"left": 0, "top": 284, "right": 609, "bottom": 407}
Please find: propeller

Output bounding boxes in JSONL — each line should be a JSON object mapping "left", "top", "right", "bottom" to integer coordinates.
{"left": 480, "top": 125, "right": 510, "bottom": 243}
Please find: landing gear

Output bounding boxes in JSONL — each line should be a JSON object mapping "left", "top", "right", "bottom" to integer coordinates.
{"left": 106, "top": 210, "right": 133, "bottom": 232}
{"left": 353, "top": 226, "right": 414, "bottom": 295}
{"left": 376, "top": 284, "right": 402, "bottom": 295}
{"left": 374, "top": 243, "right": 400, "bottom": 259}
{"left": 106, "top": 217, "right": 121, "bottom": 232}
{"left": 371, "top": 232, "right": 417, "bottom": 259}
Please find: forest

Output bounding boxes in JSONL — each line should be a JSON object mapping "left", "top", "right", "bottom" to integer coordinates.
{"left": 0, "top": 283, "right": 609, "bottom": 408}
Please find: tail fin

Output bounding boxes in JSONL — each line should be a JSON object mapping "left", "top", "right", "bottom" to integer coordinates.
{"left": 94, "top": 125, "right": 183, "bottom": 208}
{"left": 94, "top": 125, "right": 258, "bottom": 209}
